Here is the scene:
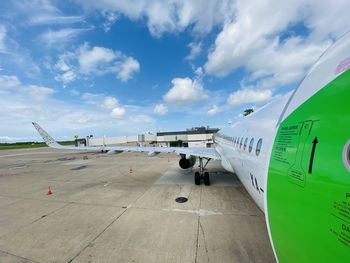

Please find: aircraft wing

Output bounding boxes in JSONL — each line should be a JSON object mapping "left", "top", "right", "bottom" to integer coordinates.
{"left": 32, "top": 122, "right": 221, "bottom": 160}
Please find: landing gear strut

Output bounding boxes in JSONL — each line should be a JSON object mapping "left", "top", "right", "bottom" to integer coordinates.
{"left": 194, "top": 157, "right": 211, "bottom": 186}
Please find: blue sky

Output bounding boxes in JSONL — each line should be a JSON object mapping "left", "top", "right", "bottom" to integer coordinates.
{"left": 0, "top": 0, "right": 349, "bottom": 142}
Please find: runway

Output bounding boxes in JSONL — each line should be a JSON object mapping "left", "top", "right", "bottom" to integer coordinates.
{"left": 0, "top": 148, "right": 275, "bottom": 263}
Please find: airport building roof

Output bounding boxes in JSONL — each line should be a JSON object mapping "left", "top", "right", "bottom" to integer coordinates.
{"left": 157, "top": 126, "right": 219, "bottom": 136}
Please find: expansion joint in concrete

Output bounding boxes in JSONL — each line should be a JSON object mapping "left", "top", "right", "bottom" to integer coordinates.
{"left": 194, "top": 185, "right": 203, "bottom": 263}
{"left": 0, "top": 249, "right": 40, "bottom": 263}
{"left": 67, "top": 208, "right": 129, "bottom": 263}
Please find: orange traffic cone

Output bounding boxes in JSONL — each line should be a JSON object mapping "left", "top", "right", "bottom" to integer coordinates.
{"left": 47, "top": 186, "right": 52, "bottom": 195}
{"left": 129, "top": 166, "right": 133, "bottom": 173}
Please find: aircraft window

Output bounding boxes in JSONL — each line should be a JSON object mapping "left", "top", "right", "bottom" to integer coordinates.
{"left": 256, "top": 139, "right": 263, "bottom": 156}
{"left": 249, "top": 138, "right": 254, "bottom": 153}
{"left": 244, "top": 138, "right": 248, "bottom": 151}
{"left": 240, "top": 137, "right": 243, "bottom": 148}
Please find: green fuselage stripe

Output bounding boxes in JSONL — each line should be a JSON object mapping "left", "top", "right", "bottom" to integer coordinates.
{"left": 267, "top": 69, "right": 350, "bottom": 262}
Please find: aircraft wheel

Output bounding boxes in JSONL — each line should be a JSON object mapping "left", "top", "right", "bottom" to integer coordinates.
{"left": 204, "top": 172, "right": 210, "bottom": 186}
{"left": 194, "top": 172, "right": 201, "bottom": 185}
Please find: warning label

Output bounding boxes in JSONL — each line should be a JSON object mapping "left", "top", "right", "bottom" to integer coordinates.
{"left": 273, "top": 124, "right": 299, "bottom": 165}
{"left": 331, "top": 198, "right": 350, "bottom": 248}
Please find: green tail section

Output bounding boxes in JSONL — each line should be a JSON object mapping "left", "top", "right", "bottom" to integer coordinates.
{"left": 267, "top": 69, "right": 350, "bottom": 262}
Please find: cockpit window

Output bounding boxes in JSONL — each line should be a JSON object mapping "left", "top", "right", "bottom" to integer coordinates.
{"left": 256, "top": 138, "right": 263, "bottom": 156}
{"left": 244, "top": 138, "right": 248, "bottom": 151}
{"left": 249, "top": 138, "right": 254, "bottom": 153}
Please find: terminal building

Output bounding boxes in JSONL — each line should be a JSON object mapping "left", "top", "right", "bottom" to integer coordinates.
{"left": 83, "top": 126, "right": 219, "bottom": 148}
{"left": 156, "top": 126, "right": 219, "bottom": 148}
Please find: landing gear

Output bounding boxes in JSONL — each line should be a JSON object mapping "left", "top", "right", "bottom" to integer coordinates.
{"left": 204, "top": 172, "right": 210, "bottom": 186}
{"left": 195, "top": 172, "right": 200, "bottom": 185}
{"left": 193, "top": 157, "right": 211, "bottom": 186}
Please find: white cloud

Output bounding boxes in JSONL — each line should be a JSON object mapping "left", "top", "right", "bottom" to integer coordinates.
{"left": 12, "top": 0, "right": 85, "bottom": 26}
{"left": 185, "top": 42, "right": 202, "bottom": 60}
{"left": 55, "top": 70, "right": 77, "bottom": 84}
{"left": 154, "top": 103, "right": 168, "bottom": 115}
{"left": 164, "top": 77, "right": 208, "bottom": 104}
{"left": 78, "top": 45, "right": 118, "bottom": 73}
{"left": 207, "top": 105, "right": 220, "bottom": 115}
{"left": 303, "top": 0, "right": 350, "bottom": 41}
{"left": 117, "top": 57, "right": 140, "bottom": 82}
{"left": 205, "top": 0, "right": 307, "bottom": 76}
{"left": 102, "top": 96, "right": 118, "bottom": 109}
{"left": 30, "top": 15, "right": 84, "bottom": 25}
{"left": 25, "top": 85, "right": 55, "bottom": 96}
{"left": 0, "top": 75, "right": 21, "bottom": 89}
{"left": 54, "top": 52, "right": 77, "bottom": 84}
{"left": 227, "top": 89, "right": 272, "bottom": 107}
{"left": 204, "top": 0, "right": 350, "bottom": 92}
{"left": 102, "top": 11, "right": 119, "bottom": 32}
{"left": 14, "top": 0, "right": 59, "bottom": 14}
{"left": 81, "top": 93, "right": 118, "bottom": 110}
{"left": 0, "top": 23, "right": 42, "bottom": 78}
{"left": 248, "top": 36, "right": 328, "bottom": 89}
{"left": 194, "top": 66, "right": 204, "bottom": 78}
{"left": 25, "top": 85, "right": 55, "bottom": 101}
{"left": 73, "top": 0, "right": 235, "bottom": 36}
{"left": 130, "top": 114, "right": 154, "bottom": 124}
{"left": 0, "top": 25, "right": 6, "bottom": 53}
{"left": 54, "top": 44, "right": 140, "bottom": 84}
{"left": 0, "top": 73, "right": 55, "bottom": 105}
{"left": 110, "top": 107, "right": 126, "bottom": 118}
{"left": 0, "top": 75, "right": 54, "bottom": 101}
{"left": 81, "top": 93, "right": 103, "bottom": 105}
{"left": 0, "top": 74, "right": 157, "bottom": 141}
{"left": 39, "top": 28, "right": 90, "bottom": 46}
{"left": 76, "top": 115, "right": 91, "bottom": 124}
{"left": 55, "top": 58, "right": 71, "bottom": 71}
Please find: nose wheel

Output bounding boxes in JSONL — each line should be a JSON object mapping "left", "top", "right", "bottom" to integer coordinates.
{"left": 194, "top": 157, "right": 211, "bottom": 186}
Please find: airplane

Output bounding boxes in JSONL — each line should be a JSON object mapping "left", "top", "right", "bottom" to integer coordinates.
{"left": 32, "top": 31, "right": 350, "bottom": 262}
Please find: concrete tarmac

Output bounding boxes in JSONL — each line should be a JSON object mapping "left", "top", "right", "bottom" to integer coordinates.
{"left": 0, "top": 148, "right": 275, "bottom": 263}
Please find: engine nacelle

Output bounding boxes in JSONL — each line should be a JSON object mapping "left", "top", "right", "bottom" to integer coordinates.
{"left": 179, "top": 155, "right": 196, "bottom": 169}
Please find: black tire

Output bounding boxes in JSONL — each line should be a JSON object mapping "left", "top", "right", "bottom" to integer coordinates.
{"left": 204, "top": 172, "right": 210, "bottom": 186}
{"left": 195, "top": 172, "right": 201, "bottom": 185}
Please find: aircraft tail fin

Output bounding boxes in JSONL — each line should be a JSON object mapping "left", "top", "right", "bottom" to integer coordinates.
{"left": 32, "top": 122, "right": 63, "bottom": 149}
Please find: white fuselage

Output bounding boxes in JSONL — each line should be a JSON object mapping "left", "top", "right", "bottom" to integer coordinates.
{"left": 213, "top": 93, "right": 291, "bottom": 211}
